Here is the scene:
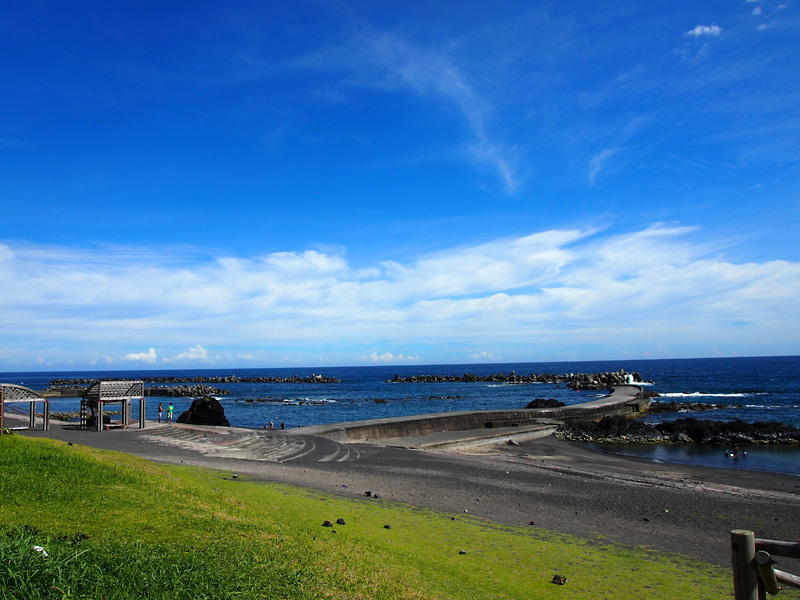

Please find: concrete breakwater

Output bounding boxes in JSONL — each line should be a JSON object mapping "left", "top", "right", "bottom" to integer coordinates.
{"left": 299, "top": 385, "right": 648, "bottom": 444}
{"left": 47, "top": 374, "right": 340, "bottom": 385}
{"left": 387, "top": 370, "right": 647, "bottom": 390}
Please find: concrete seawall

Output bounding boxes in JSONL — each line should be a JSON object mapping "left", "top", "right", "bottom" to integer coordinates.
{"left": 299, "top": 385, "right": 647, "bottom": 445}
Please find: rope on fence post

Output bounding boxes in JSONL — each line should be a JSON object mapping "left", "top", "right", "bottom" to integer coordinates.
{"left": 732, "top": 530, "right": 760, "bottom": 600}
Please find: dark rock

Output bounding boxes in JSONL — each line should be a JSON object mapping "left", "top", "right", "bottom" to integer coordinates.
{"left": 384, "top": 524, "right": 392, "bottom": 529}
{"left": 525, "top": 398, "right": 566, "bottom": 409}
{"left": 175, "top": 396, "right": 230, "bottom": 427}
{"left": 336, "top": 518, "right": 346, "bottom": 525}
{"left": 322, "top": 520, "right": 333, "bottom": 527}
{"left": 552, "top": 575, "right": 567, "bottom": 585}
{"left": 555, "top": 415, "right": 800, "bottom": 445}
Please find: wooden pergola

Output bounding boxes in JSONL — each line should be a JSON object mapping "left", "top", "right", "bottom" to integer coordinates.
{"left": 0, "top": 384, "right": 50, "bottom": 432}
{"left": 81, "top": 380, "right": 146, "bottom": 432}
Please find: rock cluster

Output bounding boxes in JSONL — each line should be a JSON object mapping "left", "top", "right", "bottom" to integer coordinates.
{"left": 525, "top": 398, "right": 566, "bottom": 409}
{"left": 146, "top": 385, "right": 230, "bottom": 397}
{"left": 556, "top": 415, "right": 800, "bottom": 444}
{"left": 176, "top": 396, "right": 230, "bottom": 427}
{"left": 389, "top": 370, "right": 646, "bottom": 387}
{"left": 49, "top": 374, "right": 340, "bottom": 385}
{"left": 646, "top": 400, "right": 741, "bottom": 414}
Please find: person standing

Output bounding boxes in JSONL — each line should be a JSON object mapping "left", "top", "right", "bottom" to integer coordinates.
{"left": 158, "top": 402, "right": 164, "bottom": 423}
{"left": 167, "top": 403, "right": 174, "bottom": 423}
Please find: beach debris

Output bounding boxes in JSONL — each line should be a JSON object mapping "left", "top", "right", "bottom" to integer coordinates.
{"left": 552, "top": 575, "right": 567, "bottom": 585}
{"left": 336, "top": 518, "right": 346, "bottom": 525}
{"left": 322, "top": 520, "right": 333, "bottom": 527}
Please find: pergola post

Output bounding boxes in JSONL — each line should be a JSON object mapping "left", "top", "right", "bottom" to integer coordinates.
{"left": 96, "top": 400, "right": 103, "bottom": 432}
{"left": 139, "top": 397, "right": 146, "bottom": 429}
{"left": 29, "top": 400, "right": 35, "bottom": 429}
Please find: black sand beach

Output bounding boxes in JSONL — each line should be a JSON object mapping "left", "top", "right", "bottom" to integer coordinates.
{"left": 17, "top": 419, "right": 800, "bottom": 567}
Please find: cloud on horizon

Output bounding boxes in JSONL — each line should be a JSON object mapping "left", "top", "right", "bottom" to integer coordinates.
{"left": 1, "top": 223, "right": 799, "bottom": 368}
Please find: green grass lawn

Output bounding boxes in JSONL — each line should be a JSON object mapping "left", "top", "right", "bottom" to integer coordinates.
{"left": 1, "top": 435, "right": 731, "bottom": 599}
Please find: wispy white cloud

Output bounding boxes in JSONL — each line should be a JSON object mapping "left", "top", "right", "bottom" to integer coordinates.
{"left": 164, "top": 345, "right": 210, "bottom": 363}
{"left": 298, "top": 30, "right": 523, "bottom": 193}
{"left": 124, "top": 348, "right": 158, "bottom": 363}
{"left": 358, "top": 351, "right": 419, "bottom": 363}
{"left": 468, "top": 351, "right": 501, "bottom": 362}
{"left": 588, "top": 148, "right": 621, "bottom": 184}
{"left": 685, "top": 25, "right": 722, "bottom": 38}
{"left": 1, "top": 224, "right": 798, "bottom": 368}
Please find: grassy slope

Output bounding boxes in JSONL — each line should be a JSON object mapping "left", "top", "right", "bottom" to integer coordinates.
{"left": 0, "top": 435, "right": 730, "bottom": 599}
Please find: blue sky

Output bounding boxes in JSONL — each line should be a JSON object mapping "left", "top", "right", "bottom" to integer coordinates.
{"left": 1, "top": 1, "right": 799, "bottom": 371}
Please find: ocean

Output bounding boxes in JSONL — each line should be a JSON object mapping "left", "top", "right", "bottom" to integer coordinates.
{"left": 3, "top": 355, "right": 799, "bottom": 476}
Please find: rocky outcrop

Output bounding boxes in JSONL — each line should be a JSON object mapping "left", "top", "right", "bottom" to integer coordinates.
{"left": 176, "top": 396, "right": 230, "bottom": 427}
{"left": 525, "top": 398, "right": 566, "bottom": 409}
{"left": 646, "top": 400, "right": 741, "bottom": 414}
{"left": 555, "top": 415, "right": 800, "bottom": 444}
{"left": 388, "top": 370, "right": 648, "bottom": 387}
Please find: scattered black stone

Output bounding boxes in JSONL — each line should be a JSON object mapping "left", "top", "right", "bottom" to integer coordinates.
{"left": 384, "top": 524, "right": 392, "bottom": 529}
{"left": 175, "top": 396, "right": 231, "bottom": 427}
{"left": 525, "top": 398, "right": 566, "bottom": 409}
{"left": 555, "top": 415, "right": 800, "bottom": 444}
{"left": 552, "top": 575, "right": 567, "bottom": 585}
{"left": 459, "top": 550, "right": 466, "bottom": 555}
{"left": 336, "top": 518, "right": 346, "bottom": 525}
{"left": 322, "top": 521, "right": 333, "bottom": 527}
{"left": 364, "top": 491, "right": 372, "bottom": 497}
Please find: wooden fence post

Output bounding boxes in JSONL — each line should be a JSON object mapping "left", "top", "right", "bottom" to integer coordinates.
{"left": 732, "top": 530, "right": 759, "bottom": 600}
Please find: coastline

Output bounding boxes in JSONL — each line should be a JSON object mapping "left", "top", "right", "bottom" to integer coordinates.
{"left": 16, "top": 418, "right": 800, "bottom": 567}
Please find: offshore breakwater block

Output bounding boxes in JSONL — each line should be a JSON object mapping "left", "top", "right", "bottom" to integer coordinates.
{"left": 176, "top": 395, "right": 231, "bottom": 427}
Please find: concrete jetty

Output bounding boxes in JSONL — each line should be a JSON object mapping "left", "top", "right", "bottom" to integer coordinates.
{"left": 298, "top": 385, "right": 647, "bottom": 449}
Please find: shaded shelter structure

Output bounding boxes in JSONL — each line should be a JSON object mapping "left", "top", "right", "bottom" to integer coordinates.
{"left": 0, "top": 384, "right": 50, "bottom": 432}
{"left": 81, "top": 381, "right": 146, "bottom": 432}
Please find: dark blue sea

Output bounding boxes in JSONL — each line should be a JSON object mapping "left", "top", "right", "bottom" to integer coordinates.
{"left": 3, "top": 356, "right": 799, "bottom": 476}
